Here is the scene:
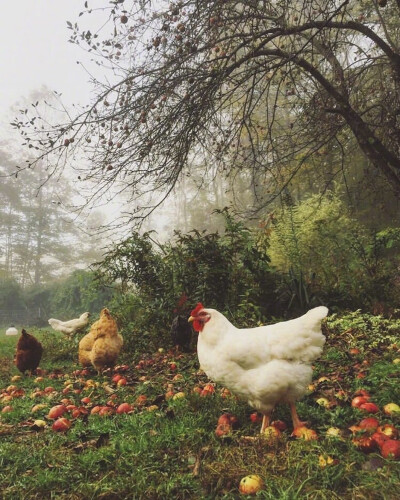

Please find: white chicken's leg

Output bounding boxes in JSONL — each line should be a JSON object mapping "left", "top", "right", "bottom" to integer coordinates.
{"left": 260, "top": 413, "right": 271, "bottom": 433}
{"left": 289, "top": 402, "right": 307, "bottom": 429}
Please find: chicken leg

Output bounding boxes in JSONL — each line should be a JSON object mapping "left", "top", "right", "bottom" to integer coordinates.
{"left": 289, "top": 402, "right": 307, "bottom": 429}
{"left": 260, "top": 413, "right": 271, "bottom": 433}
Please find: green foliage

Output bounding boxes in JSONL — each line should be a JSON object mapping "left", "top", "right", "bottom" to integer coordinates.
{"left": 265, "top": 193, "right": 400, "bottom": 312}
{"left": 0, "top": 278, "right": 25, "bottom": 311}
{"left": 96, "top": 209, "right": 276, "bottom": 351}
{"left": 47, "top": 270, "right": 117, "bottom": 319}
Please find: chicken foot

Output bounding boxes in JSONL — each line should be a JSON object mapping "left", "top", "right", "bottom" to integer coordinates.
{"left": 260, "top": 413, "right": 271, "bottom": 433}
{"left": 289, "top": 402, "right": 307, "bottom": 429}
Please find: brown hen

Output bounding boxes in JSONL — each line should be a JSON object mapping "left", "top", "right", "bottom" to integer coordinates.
{"left": 14, "top": 329, "right": 43, "bottom": 375}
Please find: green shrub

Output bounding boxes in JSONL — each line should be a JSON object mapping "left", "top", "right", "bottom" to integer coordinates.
{"left": 265, "top": 193, "right": 400, "bottom": 312}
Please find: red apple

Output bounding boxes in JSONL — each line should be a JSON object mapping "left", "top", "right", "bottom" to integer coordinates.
{"left": 98, "top": 406, "right": 114, "bottom": 416}
{"left": 52, "top": 417, "right": 71, "bottom": 432}
{"left": 215, "top": 422, "right": 232, "bottom": 438}
{"left": 351, "top": 396, "right": 370, "bottom": 408}
{"left": 47, "top": 404, "right": 67, "bottom": 419}
{"left": 380, "top": 440, "right": 400, "bottom": 459}
{"left": 117, "top": 378, "right": 127, "bottom": 387}
{"left": 359, "top": 417, "right": 380, "bottom": 433}
{"left": 271, "top": 420, "right": 287, "bottom": 431}
{"left": 81, "top": 397, "right": 91, "bottom": 405}
{"left": 371, "top": 431, "right": 390, "bottom": 448}
{"left": 90, "top": 405, "right": 101, "bottom": 415}
{"left": 359, "top": 402, "right": 379, "bottom": 414}
{"left": 249, "top": 412, "right": 262, "bottom": 423}
{"left": 44, "top": 386, "right": 55, "bottom": 393}
{"left": 135, "top": 395, "right": 147, "bottom": 406}
{"left": 116, "top": 403, "right": 134, "bottom": 414}
{"left": 1, "top": 405, "right": 12, "bottom": 413}
{"left": 112, "top": 374, "right": 123, "bottom": 383}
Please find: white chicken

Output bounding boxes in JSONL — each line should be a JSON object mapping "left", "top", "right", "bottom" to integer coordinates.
{"left": 188, "top": 303, "right": 328, "bottom": 432}
{"left": 48, "top": 312, "right": 91, "bottom": 337}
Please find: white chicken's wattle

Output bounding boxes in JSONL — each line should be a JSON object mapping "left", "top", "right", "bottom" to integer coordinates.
{"left": 189, "top": 303, "right": 328, "bottom": 432}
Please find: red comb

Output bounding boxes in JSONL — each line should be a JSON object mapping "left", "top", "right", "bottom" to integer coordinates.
{"left": 190, "top": 302, "right": 204, "bottom": 316}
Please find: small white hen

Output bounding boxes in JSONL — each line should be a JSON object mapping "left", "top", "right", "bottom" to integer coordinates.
{"left": 48, "top": 312, "right": 91, "bottom": 337}
{"left": 189, "top": 303, "right": 328, "bottom": 432}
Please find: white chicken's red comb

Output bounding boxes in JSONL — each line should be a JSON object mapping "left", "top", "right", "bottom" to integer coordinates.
{"left": 190, "top": 302, "right": 204, "bottom": 316}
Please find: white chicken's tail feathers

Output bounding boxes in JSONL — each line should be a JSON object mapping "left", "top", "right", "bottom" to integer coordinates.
{"left": 293, "top": 306, "right": 328, "bottom": 362}
{"left": 304, "top": 306, "right": 329, "bottom": 325}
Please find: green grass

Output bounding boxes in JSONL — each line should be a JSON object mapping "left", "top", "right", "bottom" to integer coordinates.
{"left": 0, "top": 315, "right": 400, "bottom": 499}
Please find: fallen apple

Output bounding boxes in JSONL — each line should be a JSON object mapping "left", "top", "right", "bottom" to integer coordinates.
{"left": 351, "top": 396, "right": 370, "bottom": 408}
{"left": 383, "top": 403, "right": 400, "bottom": 415}
{"left": 271, "top": 420, "right": 287, "bottom": 431}
{"left": 352, "top": 436, "right": 376, "bottom": 453}
{"left": 31, "top": 404, "right": 47, "bottom": 413}
{"left": 359, "top": 402, "right": 379, "bottom": 414}
{"left": 292, "top": 426, "right": 318, "bottom": 440}
{"left": 47, "top": 404, "right": 67, "bottom": 419}
{"left": 172, "top": 391, "right": 185, "bottom": 400}
{"left": 117, "top": 378, "right": 127, "bottom": 387}
{"left": 371, "top": 431, "right": 389, "bottom": 449}
{"left": 238, "top": 474, "right": 264, "bottom": 495}
{"left": 262, "top": 425, "right": 281, "bottom": 441}
{"left": 33, "top": 419, "right": 47, "bottom": 428}
{"left": 326, "top": 427, "right": 342, "bottom": 438}
{"left": 250, "top": 412, "right": 262, "bottom": 423}
{"left": 215, "top": 422, "right": 232, "bottom": 438}
{"left": 1, "top": 405, "right": 12, "bottom": 413}
{"left": 359, "top": 417, "right": 380, "bottom": 433}
{"left": 380, "top": 440, "right": 400, "bottom": 459}
{"left": 316, "top": 397, "right": 330, "bottom": 408}
{"left": 52, "top": 417, "right": 71, "bottom": 432}
{"left": 377, "top": 424, "right": 399, "bottom": 439}
{"left": 116, "top": 403, "right": 134, "bottom": 414}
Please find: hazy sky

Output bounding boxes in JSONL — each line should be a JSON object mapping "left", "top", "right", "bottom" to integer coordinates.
{"left": 0, "top": 1, "right": 99, "bottom": 132}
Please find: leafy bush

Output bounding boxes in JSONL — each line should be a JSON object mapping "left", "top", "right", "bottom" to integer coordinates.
{"left": 95, "top": 209, "right": 277, "bottom": 353}
{"left": 265, "top": 193, "right": 400, "bottom": 312}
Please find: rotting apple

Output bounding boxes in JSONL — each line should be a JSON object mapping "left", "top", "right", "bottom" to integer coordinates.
{"left": 292, "top": 426, "right": 318, "bottom": 440}
{"left": 377, "top": 424, "right": 399, "bottom": 439}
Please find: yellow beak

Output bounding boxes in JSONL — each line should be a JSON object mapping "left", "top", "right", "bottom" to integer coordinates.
{"left": 188, "top": 316, "right": 194, "bottom": 323}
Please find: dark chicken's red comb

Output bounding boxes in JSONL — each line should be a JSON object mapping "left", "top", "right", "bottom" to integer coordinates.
{"left": 190, "top": 302, "right": 204, "bottom": 316}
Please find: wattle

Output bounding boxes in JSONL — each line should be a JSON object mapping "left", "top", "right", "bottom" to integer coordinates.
{"left": 193, "top": 319, "right": 204, "bottom": 332}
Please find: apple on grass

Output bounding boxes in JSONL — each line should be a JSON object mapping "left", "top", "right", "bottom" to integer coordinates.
{"left": 292, "top": 426, "right": 318, "bottom": 440}
{"left": 383, "top": 403, "right": 400, "bottom": 415}
{"left": 377, "top": 424, "right": 399, "bottom": 439}
{"left": 52, "top": 417, "right": 71, "bottom": 432}
{"left": 47, "top": 404, "right": 67, "bottom": 419}
{"left": 116, "top": 403, "right": 134, "bottom": 414}
{"left": 359, "top": 417, "right": 380, "bottom": 433}
{"left": 239, "top": 475, "right": 264, "bottom": 495}
{"left": 380, "top": 440, "right": 400, "bottom": 459}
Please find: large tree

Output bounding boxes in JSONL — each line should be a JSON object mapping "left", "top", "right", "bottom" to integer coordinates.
{"left": 12, "top": 0, "right": 400, "bottom": 224}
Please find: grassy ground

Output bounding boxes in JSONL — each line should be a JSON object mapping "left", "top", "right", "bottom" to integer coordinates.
{"left": 0, "top": 314, "right": 400, "bottom": 499}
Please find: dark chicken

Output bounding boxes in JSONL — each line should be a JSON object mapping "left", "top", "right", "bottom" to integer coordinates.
{"left": 14, "top": 329, "right": 43, "bottom": 374}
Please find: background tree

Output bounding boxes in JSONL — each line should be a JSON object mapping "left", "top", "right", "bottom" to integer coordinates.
{"left": 11, "top": 0, "right": 400, "bottom": 227}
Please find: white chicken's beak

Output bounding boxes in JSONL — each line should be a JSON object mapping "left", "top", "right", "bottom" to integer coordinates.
{"left": 188, "top": 316, "right": 194, "bottom": 323}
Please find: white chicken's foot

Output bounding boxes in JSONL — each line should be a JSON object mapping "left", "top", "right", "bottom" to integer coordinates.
{"left": 260, "top": 414, "right": 271, "bottom": 433}
{"left": 289, "top": 402, "right": 307, "bottom": 429}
